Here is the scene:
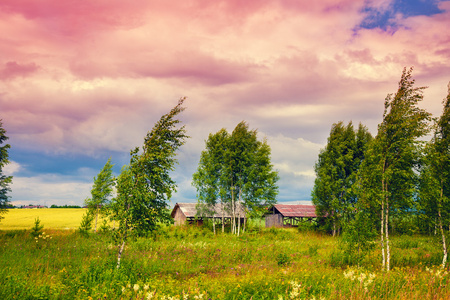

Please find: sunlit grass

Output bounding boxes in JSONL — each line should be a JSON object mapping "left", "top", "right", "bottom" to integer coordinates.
{"left": 0, "top": 219, "right": 449, "bottom": 299}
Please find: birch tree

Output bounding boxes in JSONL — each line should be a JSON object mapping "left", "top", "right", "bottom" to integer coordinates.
{"left": 192, "top": 129, "right": 229, "bottom": 234}
{"left": 193, "top": 121, "right": 279, "bottom": 235}
{"left": 360, "top": 67, "right": 430, "bottom": 272}
{"left": 419, "top": 83, "right": 450, "bottom": 269}
{"left": 85, "top": 157, "right": 115, "bottom": 232}
{"left": 111, "top": 98, "right": 188, "bottom": 268}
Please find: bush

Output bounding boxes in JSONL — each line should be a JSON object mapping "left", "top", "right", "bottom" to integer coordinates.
{"left": 99, "top": 219, "right": 110, "bottom": 233}
{"left": 79, "top": 211, "right": 94, "bottom": 236}
{"left": 276, "top": 253, "right": 291, "bottom": 266}
{"left": 30, "top": 217, "right": 44, "bottom": 238}
{"left": 297, "top": 220, "right": 318, "bottom": 232}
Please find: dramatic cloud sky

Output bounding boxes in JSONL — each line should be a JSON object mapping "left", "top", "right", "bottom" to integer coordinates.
{"left": 1, "top": 0, "right": 449, "bottom": 207}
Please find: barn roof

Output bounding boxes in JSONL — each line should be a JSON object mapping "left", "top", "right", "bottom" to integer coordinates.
{"left": 171, "top": 203, "right": 197, "bottom": 218}
{"left": 269, "top": 204, "right": 318, "bottom": 218}
{"left": 171, "top": 202, "right": 245, "bottom": 219}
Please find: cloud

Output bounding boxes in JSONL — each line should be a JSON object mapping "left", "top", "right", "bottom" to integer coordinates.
{"left": 9, "top": 175, "right": 92, "bottom": 206}
{"left": 2, "top": 160, "right": 21, "bottom": 175}
{"left": 0, "top": 61, "right": 39, "bottom": 80}
{"left": 1, "top": 0, "right": 449, "bottom": 206}
{"left": 6, "top": 161, "right": 96, "bottom": 206}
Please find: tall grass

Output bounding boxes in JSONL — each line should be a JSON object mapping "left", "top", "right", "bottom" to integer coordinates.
{"left": 0, "top": 226, "right": 449, "bottom": 299}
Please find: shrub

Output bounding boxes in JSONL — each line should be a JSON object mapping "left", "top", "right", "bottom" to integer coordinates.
{"left": 30, "top": 217, "right": 44, "bottom": 238}
{"left": 78, "top": 211, "right": 94, "bottom": 236}
{"left": 277, "top": 253, "right": 291, "bottom": 266}
{"left": 99, "top": 219, "right": 110, "bottom": 233}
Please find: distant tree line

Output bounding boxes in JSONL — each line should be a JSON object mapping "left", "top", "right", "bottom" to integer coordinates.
{"left": 50, "top": 204, "right": 82, "bottom": 208}
{"left": 312, "top": 67, "right": 450, "bottom": 271}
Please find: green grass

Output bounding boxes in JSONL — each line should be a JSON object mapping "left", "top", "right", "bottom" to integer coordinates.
{"left": 0, "top": 225, "right": 449, "bottom": 299}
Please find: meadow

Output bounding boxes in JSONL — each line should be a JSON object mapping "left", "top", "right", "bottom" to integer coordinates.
{"left": 0, "top": 209, "right": 449, "bottom": 299}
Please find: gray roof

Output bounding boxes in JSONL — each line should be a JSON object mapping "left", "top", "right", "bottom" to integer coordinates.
{"left": 171, "top": 202, "right": 245, "bottom": 218}
{"left": 269, "top": 204, "right": 318, "bottom": 218}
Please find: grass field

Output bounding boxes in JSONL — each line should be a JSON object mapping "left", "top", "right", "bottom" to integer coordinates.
{"left": 0, "top": 208, "right": 86, "bottom": 230}
{"left": 1, "top": 210, "right": 449, "bottom": 299}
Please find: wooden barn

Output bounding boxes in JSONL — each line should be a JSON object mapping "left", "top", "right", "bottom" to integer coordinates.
{"left": 171, "top": 202, "right": 245, "bottom": 226}
{"left": 265, "top": 204, "right": 318, "bottom": 228}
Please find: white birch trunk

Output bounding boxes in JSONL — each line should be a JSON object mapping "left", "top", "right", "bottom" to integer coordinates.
{"left": 222, "top": 201, "right": 225, "bottom": 233}
{"left": 117, "top": 240, "right": 126, "bottom": 269}
{"left": 439, "top": 186, "right": 448, "bottom": 269}
{"left": 231, "top": 187, "right": 236, "bottom": 234}
{"left": 386, "top": 197, "right": 390, "bottom": 272}
{"left": 94, "top": 206, "right": 99, "bottom": 232}
{"left": 381, "top": 162, "right": 386, "bottom": 271}
{"left": 237, "top": 189, "right": 241, "bottom": 237}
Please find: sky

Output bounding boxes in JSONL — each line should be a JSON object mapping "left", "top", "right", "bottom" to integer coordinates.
{"left": 1, "top": 0, "right": 449, "bottom": 208}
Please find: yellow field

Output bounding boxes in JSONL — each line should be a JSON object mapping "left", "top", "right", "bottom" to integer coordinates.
{"left": 0, "top": 208, "right": 87, "bottom": 230}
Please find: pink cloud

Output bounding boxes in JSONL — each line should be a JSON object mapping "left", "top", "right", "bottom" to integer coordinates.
{"left": 70, "top": 50, "right": 261, "bottom": 85}
{"left": 0, "top": 0, "right": 150, "bottom": 36}
{"left": 1, "top": 0, "right": 449, "bottom": 153}
{"left": 0, "top": 61, "right": 39, "bottom": 79}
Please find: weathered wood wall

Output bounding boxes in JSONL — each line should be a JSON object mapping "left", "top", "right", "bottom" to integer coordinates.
{"left": 173, "top": 208, "right": 187, "bottom": 226}
{"left": 265, "top": 214, "right": 283, "bottom": 228}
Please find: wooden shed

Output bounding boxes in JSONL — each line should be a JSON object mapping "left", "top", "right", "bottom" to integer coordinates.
{"left": 265, "top": 204, "right": 318, "bottom": 228}
{"left": 171, "top": 202, "right": 245, "bottom": 226}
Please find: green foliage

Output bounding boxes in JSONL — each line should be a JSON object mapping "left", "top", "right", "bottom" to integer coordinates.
{"left": 111, "top": 99, "right": 188, "bottom": 235}
{"left": 358, "top": 67, "right": 431, "bottom": 271}
{"left": 98, "top": 219, "right": 110, "bottom": 233}
{"left": 297, "top": 220, "right": 318, "bottom": 232}
{"left": 30, "top": 217, "right": 44, "bottom": 238}
{"left": 78, "top": 211, "right": 94, "bottom": 235}
{"left": 418, "top": 83, "right": 450, "bottom": 268}
{"left": 276, "top": 252, "right": 291, "bottom": 266}
{"left": 85, "top": 157, "right": 115, "bottom": 232}
{"left": 340, "top": 211, "right": 377, "bottom": 265}
{"left": 50, "top": 204, "right": 82, "bottom": 208}
{"left": 110, "top": 99, "right": 188, "bottom": 267}
{"left": 192, "top": 121, "right": 279, "bottom": 234}
{"left": 312, "top": 121, "right": 372, "bottom": 235}
{"left": 0, "top": 119, "right": 12, "bottom": 222}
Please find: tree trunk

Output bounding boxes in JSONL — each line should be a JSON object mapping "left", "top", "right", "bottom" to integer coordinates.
{"left": 94, "top": 205, "right": 99, "bottom": 232}
{"left": 435, "top": 218, "right": 437, "bottom": 235}
{"left": 237, "top": 189, "right": 241, "bottom": 237}
{"left": 439, "top": 185, "right": 448, "bottom": 269}
{"left": 380, "top": 175, "right": 386, "bottom": 270}
{"left": 222, "top": 201, "right": 225, "bottom": 233}
{"left": 386, "top": 195, "right": 390, "bottom": 272}
{"left": 117, "top": 240, "right": 126, "bottom": 269}
{"left": 213, "top": 217, "right": 216, "bottom": 235}
{"left": 117, "top": 199, "right": 130, "bottom": 268}
{"left": 381, "top": 160, "right": 386, "bottom": 271}
{"left": 333, "top": 220, "right": 336, "bottom": 237}
{"left": 231, "top": 186, "right": 236, "bottom": 234}
{"left": 381, "top": 196, "right": 385, "bottom": 270}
